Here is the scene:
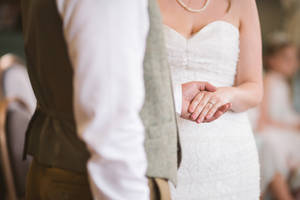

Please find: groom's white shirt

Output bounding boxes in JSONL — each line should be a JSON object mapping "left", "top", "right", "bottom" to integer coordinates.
{"left": 56, "top": 0, "right": 150, "bottom": 199}
{"left": 174, "top": 85, "right": 182, "bottom": 114}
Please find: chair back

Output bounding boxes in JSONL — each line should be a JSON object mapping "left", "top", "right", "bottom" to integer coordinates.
{"left": 0, "top": 61, "right": 36, "bottom": 200}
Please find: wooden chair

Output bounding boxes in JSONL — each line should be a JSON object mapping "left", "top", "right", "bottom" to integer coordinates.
{"left": 0, "top": 55, "right": 35, "bottom": 200}
{"left": 0, "top": 98, "right": 28, "bottom": 200}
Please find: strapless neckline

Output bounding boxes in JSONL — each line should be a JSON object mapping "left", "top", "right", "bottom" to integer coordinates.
{"left": 163, "top": 20, "right": 239, "bottom": 41}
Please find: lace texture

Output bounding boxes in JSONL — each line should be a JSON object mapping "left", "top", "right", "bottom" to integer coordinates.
{"left": 165, "top": 21, "right": 260, "bottom": 200}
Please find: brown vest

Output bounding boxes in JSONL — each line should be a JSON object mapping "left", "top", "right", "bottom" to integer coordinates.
{"left": 21, "top": 0, "right": 89, "bottom": 172}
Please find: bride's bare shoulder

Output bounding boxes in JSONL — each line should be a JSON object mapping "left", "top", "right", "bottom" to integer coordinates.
{"left": 231, "top": 0, "right": 257, "bottom": 8}
{"left": 229, "top": 0, "right": 259, "bottom": 26}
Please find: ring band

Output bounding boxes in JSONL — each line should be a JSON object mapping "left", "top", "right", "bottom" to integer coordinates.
{"left": 208, "top": 101, "right": 215, "bottom": 105}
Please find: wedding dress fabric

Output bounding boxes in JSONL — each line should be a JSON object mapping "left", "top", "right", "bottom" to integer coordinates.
{"left": 164, "top": 21, "right": 260, "bottom": 200}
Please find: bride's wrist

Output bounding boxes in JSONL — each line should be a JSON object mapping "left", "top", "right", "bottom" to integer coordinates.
{"left": 217, "top": 86, "right": 237, "bottom": 104}
{"left": 228, "top": 87, "right": 239, "bottom": 102}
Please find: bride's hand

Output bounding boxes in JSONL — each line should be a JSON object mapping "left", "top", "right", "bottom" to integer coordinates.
{"left": 188, "top": 87, "right": 234, "bottom": 123}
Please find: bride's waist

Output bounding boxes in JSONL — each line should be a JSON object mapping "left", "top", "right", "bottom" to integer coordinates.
{"left": 177, "top": 112, "right": 252, "bottom": 132}
{"left": 177, "top": 112, "right": 256, "bottom": 148}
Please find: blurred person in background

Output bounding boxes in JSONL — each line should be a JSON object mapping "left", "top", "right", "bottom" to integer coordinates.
{"left": 253, "top": 33, "right": 300, "bottom": 200}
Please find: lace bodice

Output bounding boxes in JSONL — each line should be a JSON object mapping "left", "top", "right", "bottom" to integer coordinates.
{"left": 164, "top": 21, "right": 240, "bottom": 87}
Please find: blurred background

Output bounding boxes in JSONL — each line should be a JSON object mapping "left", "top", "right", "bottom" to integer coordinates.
{"left": 0, "top": 0, "right": 23, "bottom": 58}
{"left": 0, "top": 0, "right": 300, "bottom": 200}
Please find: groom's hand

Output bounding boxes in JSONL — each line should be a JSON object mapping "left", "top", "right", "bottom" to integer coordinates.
{"left": 181, "top": 81, "right": 216, "bottom": 120}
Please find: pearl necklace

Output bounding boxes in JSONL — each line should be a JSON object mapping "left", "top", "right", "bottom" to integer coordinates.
{"left": 176, "top": 0, "right": 210, "bottom": 13}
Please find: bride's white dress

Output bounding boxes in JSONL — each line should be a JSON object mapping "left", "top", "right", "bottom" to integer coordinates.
{"left": 164, "top": 21, "right": 260, "bottom": 199}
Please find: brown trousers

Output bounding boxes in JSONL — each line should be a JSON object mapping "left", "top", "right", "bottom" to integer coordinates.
{"left": 25, "top": 160, "right": 93, "bottom": 200}
{"left": 26, "top": 160, "right": 171, "bottom": 200}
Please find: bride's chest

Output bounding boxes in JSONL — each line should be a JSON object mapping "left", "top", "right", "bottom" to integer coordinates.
{"left": 164, "top": 21, "right": 239, "bottom": 70}
{"left": 163, "top": 21, "right": 240, "bottom": 86}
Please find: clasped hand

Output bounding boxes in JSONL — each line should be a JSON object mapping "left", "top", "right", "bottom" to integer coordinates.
{"left": 181, "top": 81, "right": 232, "bottom": 123}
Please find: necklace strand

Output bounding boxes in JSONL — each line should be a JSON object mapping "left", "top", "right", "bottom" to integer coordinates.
{"left": 176, "top": 0, "right": 210, "bottom": 13}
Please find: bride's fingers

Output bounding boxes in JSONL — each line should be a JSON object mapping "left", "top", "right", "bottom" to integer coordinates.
{"left": 203, "top": 103, "right": 231, "bottom": 123}
{"left": 203, "top": 110, "right": 223, "bottom": 123}
{"left": 196, "top": 96, "right": 219, "bottom": 123}
{"left": 188, "top": 92, "right": 205, "bottom": 113}
{"left": 205, "top": 101, "right": 222, "bottom": 120}
{"left": 190, "top": 93, "right": 211, "bottom": 120}
{"left": 196, "top": 102, "right": 214, "bottom": 123}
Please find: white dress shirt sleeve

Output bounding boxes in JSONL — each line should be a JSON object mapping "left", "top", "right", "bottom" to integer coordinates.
{"left": 173, "top": 83, "right": 182, "bottom": 114}
{"left": 56, "top": 1, "right": 149, "bottom": 199}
